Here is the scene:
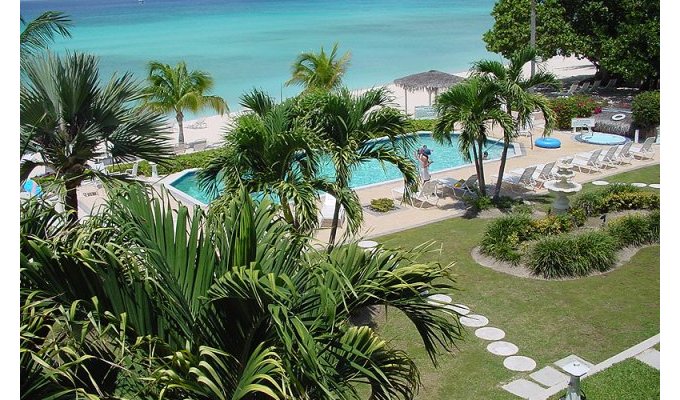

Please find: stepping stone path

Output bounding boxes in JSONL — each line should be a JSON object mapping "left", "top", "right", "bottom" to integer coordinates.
{"left": 502, "top": 379, "right": 546, "bottom": 399}
{"left": 631, "top": 182, "right": 648, "bottom": 187}
{"left": 426, "top": 294, "right": 452, "bottom": 305}
{"left": 444, "top": 303, "right": 470, "bottom": 315}
{"left": 592, "top": 180, "right": 609, "bottom": 186}
{"left": 487, "top": 341, "right": 519, "bottom": 356}
{"left": 649, "top": 183, "right": 660, "bottom": 189}
{"left": 635, "top": 348, "right": 660, "bottom": 369}
{"left": 530, "top": 366, "right": 569, "bottom": 387}
{"left": 504, "top": 356, "right": 537, "bottom": 372}
{"left": 475, "top": 327, "right": 505, "bottom": 341}
{"left": 459, "top": 314, "right": 489, "bottom": 327}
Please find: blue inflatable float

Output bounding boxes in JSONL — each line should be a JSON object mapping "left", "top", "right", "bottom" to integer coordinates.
{"left": 535, "top": 137, "right": 561, "bottom": 149}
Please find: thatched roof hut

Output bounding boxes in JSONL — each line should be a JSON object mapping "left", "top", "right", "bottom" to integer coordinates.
{"left": 394, "top": 70, "right": 465, "bottom": 112}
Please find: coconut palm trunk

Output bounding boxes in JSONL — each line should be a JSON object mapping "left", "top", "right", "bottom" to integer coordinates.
{"left": 494, "top": 106, "right": 512, "bottom": 200}
{"left": 176, "top": 111, "right": 185, "bottom": 144}
{"left": 327, "top": 201, "right": 342, "bottom": 251}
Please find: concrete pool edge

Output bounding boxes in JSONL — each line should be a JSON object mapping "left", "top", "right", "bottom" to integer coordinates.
{"left": 162, "top": 168, "right": 210, "bottom": 208}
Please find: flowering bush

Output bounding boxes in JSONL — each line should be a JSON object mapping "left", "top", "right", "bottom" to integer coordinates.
{"left": 549, "top": 95, "right": 606, "bottom": 129}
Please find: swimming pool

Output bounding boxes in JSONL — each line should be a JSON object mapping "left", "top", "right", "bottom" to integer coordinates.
{"left": 575, "top": 132, "right": 628, "bottom": 145}
{"left": 168, "top": 132, "right": 517, "bottom": 205}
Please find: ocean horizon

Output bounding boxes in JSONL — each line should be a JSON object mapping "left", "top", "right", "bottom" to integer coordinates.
{"left": 21, "top": 0, "right": 500, "bottom": 118}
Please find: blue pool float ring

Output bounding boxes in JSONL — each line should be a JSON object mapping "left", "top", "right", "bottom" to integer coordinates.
{"left": 535, "top": 137, "right": 561, "bottom": 149}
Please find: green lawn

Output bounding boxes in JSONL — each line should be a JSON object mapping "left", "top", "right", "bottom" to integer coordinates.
{"left": 549, "top": 358, "right": 660, "bottom": 400}
{"left": 372, "top": 165, "right": 660, "bottom": 399}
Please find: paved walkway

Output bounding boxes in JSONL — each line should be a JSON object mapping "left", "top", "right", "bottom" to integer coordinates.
{"left": 427, "top": 293, "right": 660, "bottom": 400}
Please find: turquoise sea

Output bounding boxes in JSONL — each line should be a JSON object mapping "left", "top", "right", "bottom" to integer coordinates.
{"left": 20, "top": 0, "right": 499, "bottom": 117}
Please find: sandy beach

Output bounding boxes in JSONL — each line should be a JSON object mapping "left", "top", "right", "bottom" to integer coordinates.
{"left": 168, "top": 55, "right": 598, "bottom": 145}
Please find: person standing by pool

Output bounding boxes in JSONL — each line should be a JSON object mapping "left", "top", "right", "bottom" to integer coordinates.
{"left": 419, "top": 152, "right": 432, "bottom": 182}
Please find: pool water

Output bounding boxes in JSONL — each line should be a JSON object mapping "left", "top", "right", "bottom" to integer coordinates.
{"left": 575, "top": 132, "right": 628, "bottom": 145}
{"left": 170, "top": 132, "right": 512, "bottom": 204}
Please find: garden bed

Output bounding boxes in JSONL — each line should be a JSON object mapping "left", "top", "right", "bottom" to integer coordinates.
{"left": 471, "top": 244, "right": 643, "bottom": 281}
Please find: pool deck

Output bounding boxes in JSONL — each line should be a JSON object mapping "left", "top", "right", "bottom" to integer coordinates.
{"left": 74, "top": 126, "right": 660, "bottom": 242}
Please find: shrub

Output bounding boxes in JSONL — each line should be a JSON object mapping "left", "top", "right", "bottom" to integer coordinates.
{"left": 493, "top": 195, "right": 521, "bottom": 210}
{"left": 549, "top": 95, "right": 606, "bottom": 129}
{"left": 607, "top": 211, "right": 660, "bottom": 248}
{"left": 567, "top": 207, "right": 588, "bottom": 227}
{"left": 466, "top": 194, "right": 494, "bottom": 211}
{"left": 632, "top": 90, "right": 660, "bottom": 132}
{"left": 369, "top": 198, "right": 395, "bottom": 213}
{"left": 530, "top": 214, "right": 575, "bottom": 236}
{"left": 511, "top": 203, "right": 533, "bottom": 215}
{"left": 480, "top": 214, "right": 533, "bottom": 264}
{"left": 571, "top": 185, "right": 658, "bottom": 216}
{"left": 407, "top": 119, "right": 435, "bottom": 132}
{"left": 605, "top": 192, "right": 660, "bottom": 212}
{"left": 106, "top": 148, "right": 227, "bottom": 177}
{"left": 528, "top": 231, "right": 617, "bottom": 278}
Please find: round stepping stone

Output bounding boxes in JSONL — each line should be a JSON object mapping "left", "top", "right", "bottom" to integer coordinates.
{"left": 504, "top": 356, "right": 537, "bottom": 372}
{"left": 631, "top": 182, "right": 647, "bottom": 187}
{"left": 459, "top": 314, "right": 489, "bottom": 328}
{"left": 649, "top": 183, "right": 660, "bottom": 189}
{"left": 427, "top": 294, "right": 452, "bottom": 305}
{"left": 487, "top": 341, "right": 519, "bottom": 356}
{"left": 592, "top": 180, "right": 609, "bottom": 186}
{"left": 475, "top": 327, "right": 506, "bottom": 341}
{"left": 444, "top": 303, "right": 470, "bottom": 315}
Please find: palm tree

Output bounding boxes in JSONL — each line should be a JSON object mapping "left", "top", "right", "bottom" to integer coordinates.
{"left": 20, "top": 52, "right": 173, "bottom": 220}
{"left": 433, "top": 77, "right": 514, "bottom": 197}
{"left": 471, "top": 47, "right": 558, "bottom": 199}
{"left": 142, "top": 61, "right": 228, "bottom": 144}
{"left": 20, "top": 11, "right": 72, "bottom": 62}
{"left": 199, "top": 89, "right": 340, "bottom": 234}
{"left": 286, "top": 43, "right": 351, "bottom": 92}
{"left": 303, "top": 87, "right": 419, "bottom": 249}
{"left": 21, "top": 184, "right": 464, "bottom": 399}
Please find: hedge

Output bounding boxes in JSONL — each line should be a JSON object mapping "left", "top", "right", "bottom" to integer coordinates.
{"left": 107, "top": 147, "right": 227, "bottom": 177}
{"left": 548, "top": 95, "right": 606, "bottom": 130}
{"left": 527, "top": 231, "right": 618, "bottom": 279}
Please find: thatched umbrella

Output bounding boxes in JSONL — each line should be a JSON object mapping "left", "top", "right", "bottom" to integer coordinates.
{"left": 394, "top": 70, "right": 464, "bottom": 113}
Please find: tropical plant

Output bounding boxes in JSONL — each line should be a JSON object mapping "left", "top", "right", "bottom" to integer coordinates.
{"left": 286, "top": 43, "right": 351, "bottom": 92}
{"left": 528, "top": 231, "right": 617, "bottom": 278}
{"left": 471, "top": 46, "right": 558, "bottom": 200}
{"left": 20, "top": 11, "right": 72, "bottom": 62}
{"left": 142, "top": 61, "right": 228, "bottom": 144}
{"left": 199, "top": 89, "right": 332, "bottom": 234}
{"left": 433, "top": 77, "right": 514, "bottom": 197}
{"left": 370, "top": 198, "right": 395, "bottom": 213}
{"left": 483, "top": 0, "right": 660, "bottom": 86}
{"left": 607, "top": 211, "right": 660, "bottom": 248}
{"left": 302, "top": 87, "right": 419, "bottom": 249}
{"left": 632, "top": 90, "right": 660, "bottom": 135}
{"left": 21, "top": 184, "right": 464, "bottom": 399}
{"left": 20, "top": 52, "right": 172, "bottom": 219}
{"left": 549, "top": 95, "right": 604, "bottom": 130}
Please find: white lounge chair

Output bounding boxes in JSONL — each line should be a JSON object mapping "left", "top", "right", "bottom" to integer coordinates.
{"left": 436, "top": 174, "right": 478, "bottom": 199}
{"left": 630, "top": 137, "right": 656, "bottom": 160}
{"left": 572, "top": 149, "right": 602, "bottom": 173}
{"left": 604, "top": 78, "right": 618, "bottom": 90}
{"left": 612, "top": 142, "right": 633, "bottom": 165}
{"left": 495, "top": 165, "right": 537, "bottom": 192}
{"left": 319, "top": 194, "right": 345, "bottom": 228}
{"left": 559, "top": 83, "right": 579, "bottom": 97}
{"left": 597, "top": 146, "right": 619, "bottom": 169}
{"left": 391, "top": 180, "right": 441, "bottom": 208}
{"left": 532, "top": 161, "right": 556, "bottom": 189}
